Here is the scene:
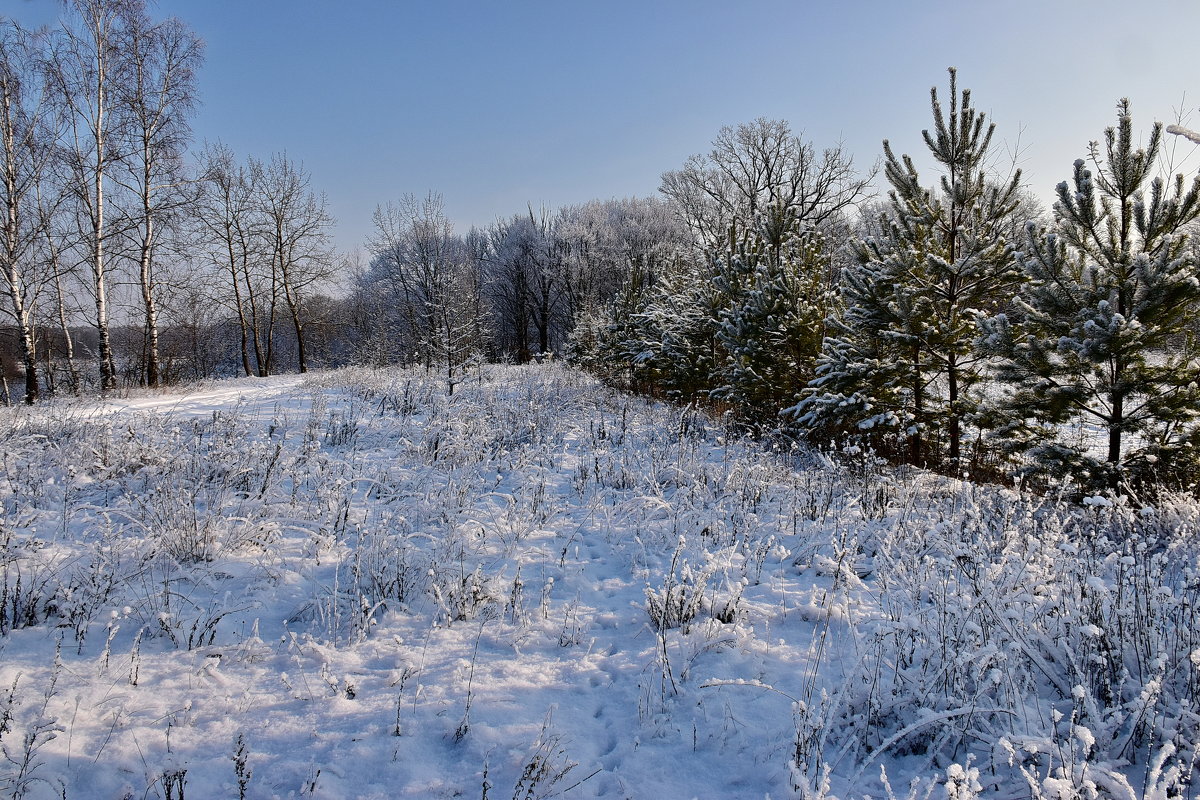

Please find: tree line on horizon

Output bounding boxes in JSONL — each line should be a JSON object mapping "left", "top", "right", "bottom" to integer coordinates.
{"left": 3, "top": 1, "right": 1200, "bottom": 496}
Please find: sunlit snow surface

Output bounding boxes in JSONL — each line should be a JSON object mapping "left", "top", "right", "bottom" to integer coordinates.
{"left": 0, "top": 365, "right": 1196, "bottom": 799}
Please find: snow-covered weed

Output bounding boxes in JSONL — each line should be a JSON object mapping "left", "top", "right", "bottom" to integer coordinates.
{"left": 644, "top": 537, "right": 711, "bottom": 632}
{"left": 508, "top": 713, "right": 580, "bottom": 800}
{"left": 431, "top": 557, "right": 496, "bottom": 626}
{"left": 795, "top": 485, "right": 1200, "bottom": 796}
{"left": 0, "top": 555, "right": 60, "bottom": 636}
{"left": 341, "top": 520, "right": 427, "bottom": 612}
{"left": 0, "top": 649, "right": 65, "bottom": 800}
{"left": 231, "top": 732, "right": 251, "bottom": 800}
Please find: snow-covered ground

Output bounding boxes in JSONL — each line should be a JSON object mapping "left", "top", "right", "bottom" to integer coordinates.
{"left": 0, "top": 364, "right": 1196, "bottom": 799}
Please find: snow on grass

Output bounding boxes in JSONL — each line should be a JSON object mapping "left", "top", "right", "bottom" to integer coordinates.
{"left": 0, "top": 363, "right": 1196, "bottom": 799}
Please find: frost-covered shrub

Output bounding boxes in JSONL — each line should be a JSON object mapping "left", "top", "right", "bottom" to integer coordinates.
{"left": 799, "top": 485, "right": 1200, "bottom": 796}
{"left": 645, "top": 541, "right": 710, "bottom": 632}
{"left": 430, "top": 559, "right": 495, "bottom": 625}
{"left": 0, "top": 555, "right": 61, "bottom": 635}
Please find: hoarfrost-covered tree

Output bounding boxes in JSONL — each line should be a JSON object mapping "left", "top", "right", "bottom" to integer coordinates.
{"left": 555, "top": 196, "right": 685, "bottom": 324}
{"left": 561, "top": 198, "right": 689, "bottom": 381}
{"left": 483, "top": 209, "right": 563, "bottom": 361}
{"left": 795, "top": 68, "right": 1021, "bottom": 471}
{"left": 978, "top": 100, "right": 1200, "bottom": 493}
{"left": 365, "top": 192, "right": 485, "bottom": 390}
{"left": 660, "top": 117, "right": 871, "bottom": 254}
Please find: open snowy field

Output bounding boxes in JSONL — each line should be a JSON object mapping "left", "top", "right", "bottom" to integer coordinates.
{"left": 0, "top": 364, "right": 1196, "bottom": 799}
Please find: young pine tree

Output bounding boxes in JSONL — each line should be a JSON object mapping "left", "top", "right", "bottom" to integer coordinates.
{"left": 624, "top": 256, "right": 723, "bottom": 400}
{"left": 713, "top": 207, "right": 837, "bottom": 431}
{"left": 977, "top": 100, "right": 1200, "bottom": 494}
{"left": 794, "top": 68, "right": 1020, "bottom": 472}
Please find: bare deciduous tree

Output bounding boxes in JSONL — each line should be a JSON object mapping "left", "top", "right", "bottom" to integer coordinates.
{"left": 196, "top": 142, "right": 268, "bottom": 376}
{"left": 50, "top": 0, "right": 140, "bottom": 391}
{"left": 0, "top": 21, "right": 58, "bottom": 403}
{"left": 114, "top": 9, "right": 202, "bottom": 387}
{"left": 366, "top": 192, "right": 484, "bottom": 390}
{"left": 660, "top": 117, "right": 873, "bottom": 254}
{"left": 252, "top": 152, "right": 334, "bottom": 374}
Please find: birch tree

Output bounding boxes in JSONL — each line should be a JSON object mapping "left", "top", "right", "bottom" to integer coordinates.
{"left": 0, "top": 21, "right": 57, "bottom": 403}
{"left": 114, "top": 9, "right": 201, "bottom": 387}
{"left": 51, "top": 0, "right": 137, "bottom": 391}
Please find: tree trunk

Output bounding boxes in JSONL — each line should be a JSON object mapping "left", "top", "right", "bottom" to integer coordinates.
{"left": 227, "top": 239, "right": 252, "bottom": 377}
{"left": 280, "top": 260, "right": 307, "bottom": 373}
{"left": 18, "top": 319, "right": 37, "bottom": 404}
{"left": 947, "top": 356, "right": 960, "bottom": 471}
{"left": 139, "top": 218, "right": 160, "bottom": 387}
{"left": 910, "top": 343, "right": 924, "bottom": 467}
{"left": 49, "top": 237, "right": 80, "bottom": 394}
{"left": 1108, "top": 388, "right": 1123, "bottom": 491}
{"left": 0, "top": 244, "right": 38, "bottom": 406}
{"left": 93, "top": 16, "right": 114, "bottom": 390}
{"left": 94, "top": 228, "right": 116, "bottom": 390}
{"left": 291, "top": 305, "right": 306, "bottom": 373}
{"left": 241, "top": 259, "right": 268, "bottom": 376}
{"left": 515, "top": 298, "right": 530, "bottom": 363}
{"left": 263, "top": 286, "right": 277, "bottom": 376}
{"left": 1, "top": 79, "right": 38, "bottom": 403}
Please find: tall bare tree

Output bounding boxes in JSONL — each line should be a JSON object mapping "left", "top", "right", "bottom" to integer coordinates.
{"left": 366, "top": 192, "right": 484, "bottom": 388}
{"left": 0, "top": 20, "right": 57, "bottom": 403}
{"left": 196, "top": 142, "right": 268, "bottom": 376}
{"left": 660, "top": 118, "right": 872, "bottom": 254}
{"left": 369, "top": 192, "right": 455, "bottom": 363}
{"left": 252, "top": 152, "right": 334, "bottom": 374}
{"left": 114, "top": 9, "right": 202, "bottom": 387}
{"left": 50, "top": 0, "right": 138, "bottom": 391}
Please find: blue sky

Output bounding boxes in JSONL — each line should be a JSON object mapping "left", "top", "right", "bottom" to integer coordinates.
{"left": 10, "top": 0, "right": 1200, "bottom": 254}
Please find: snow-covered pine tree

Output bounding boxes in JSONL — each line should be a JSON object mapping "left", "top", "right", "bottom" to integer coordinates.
{"left": 794, "top": 68, "right": 1020, "bottom": 471}
{"left": 713, "top": 206, "right": 836, "bottom": 430}
{"left": 978, "top": 100, "right": 1200, "bottom": 494}
{"left": 623, "top": 256, "right": 723, "bottom": 400}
